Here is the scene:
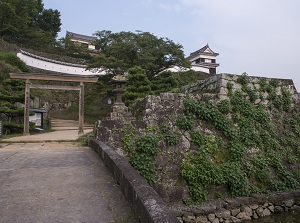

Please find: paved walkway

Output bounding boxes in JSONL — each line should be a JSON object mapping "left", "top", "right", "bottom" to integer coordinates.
{"left": 1, "top": 129, "right": 93, "bottom": 143}
{"left": 0, "top": 142, "right": 138, "bottom": 223}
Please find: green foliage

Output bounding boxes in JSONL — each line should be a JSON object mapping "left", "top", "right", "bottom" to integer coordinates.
{"left": 164, "top": 131, "right": 180, "bottom": 146}
{"left": 89, "top": 30, "right": 190, "bottom": 78}
{"left": 176, "top": 115, "right": 194, "bottom": 131}
{"left": 258, "top": 78, "right": 268, "bottom": 92}
{"left": 184, "top": 99, "right": 237, "bottom": 140}
{"left": 129, "top": 134, "right": 160, "bottom": 185}
{"left": 0, "top": 52, "right": 30, "bottom": 72}
{"left": 217, "top": 100, "right": 231, "bottom": 114}
{"left": 173, "top": 70, "right": 208, "bottom": 87}
{"left": 151, "top": 71, "right": 178, "bottom": 94}
{"left": 123, "top": 66, "right": 152, "bottom": 106}
{"left": 3, "top": 121, "right": 35, "bottom": 134}
{"left": 0, "top": 0, "right": 61, "bottom": 49}
{"left": 0, "top": 53, "right": 29, "bottom": 134}
{"left": 181, "top": 76, "right": 300, "bottom": 203}
{"left": 236, "top": 73, "right": 250, "bottom": 86}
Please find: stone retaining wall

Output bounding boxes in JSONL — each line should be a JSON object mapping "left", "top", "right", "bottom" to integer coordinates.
{"left": 89, "top": 139, "right": 180, "bottom": 223}
{"left": 181, "top": 73, "right": 298, "bottom": 101}
{"left": 171, "top": 191, "right": 300, "bottom": 222}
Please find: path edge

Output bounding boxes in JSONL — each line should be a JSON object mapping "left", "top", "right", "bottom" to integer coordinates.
{"left": 89, "top": 139, "right": 179, "bottom": 223}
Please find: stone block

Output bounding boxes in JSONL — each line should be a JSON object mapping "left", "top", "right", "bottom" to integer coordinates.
{"left": 236, "top": 212, "right": 251, "bottom": 221}
{"left": 291, "top": 205, "right": 300, "bottom": 211}
{"left": 182, "top": 214, "right": 196, "bottom": 223}
{"left": 220, "top": 210, "right": 231, "bottom": 219}
{"left": 242, "top": 206, "right": 253, "bottom": 217}
{"left": 195, "top": 215, "right": 209, "bottom": 223}
{"left": 274, "top": 206, "right": 284, "bottom": 212}
{"left": 262, "top": 208, "right": 271, "bottom": 216}
{"left": 212, "top": 218, "right": 220, "bottom": 223}
{"left": 207, "top": 213, "right": 216, "bottom": 221}
{"left": 252, "top": 212, "right": 258, "bottom": 219}
{"left": 268, "top": 205, "right": 275, "bottom": 212}
{"left": 230, "top": 216, "right": 241, "bottom": 223}
{"left": 231, "top": 209, "right": 240, "bottom": 217}
{"left": 284, "top": 199, "right": 294, "bottom": 207}
{"left": 160, "top": 92, "right": 175, "bottom": 101}
{"left": 256, "top": 207, "right": 264, "bottom": 217}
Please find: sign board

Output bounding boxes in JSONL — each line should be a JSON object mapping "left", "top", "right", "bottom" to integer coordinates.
{"left": 0, "top": 120, "right": 3, "bottom": 137}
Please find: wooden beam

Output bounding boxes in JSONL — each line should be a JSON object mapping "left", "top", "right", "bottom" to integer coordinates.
{"left": 30, "top": 84, "right": 81, "bottom": 91}
{"left": 10, "top": 73, "right": 98, "bottom": 83}
{"left": 78, "top": 82, "right": 84, "bottom": 134}
{"left": 24, "top": 79, "right": 30, "bottom": 135}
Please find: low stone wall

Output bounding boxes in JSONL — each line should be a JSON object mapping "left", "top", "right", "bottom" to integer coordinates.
{"left": 89, "top": 139, "right": 180, "bottom": 223}
{"left": 171, "top": 191, "right": 300, "bottom": 223}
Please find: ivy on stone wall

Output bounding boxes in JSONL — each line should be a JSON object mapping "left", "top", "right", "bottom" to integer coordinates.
{"left": 181, "top": 75, "right": 300, "bottom": 204}
{"left": 118, "top": 74, "right": 299, "bottom": 205}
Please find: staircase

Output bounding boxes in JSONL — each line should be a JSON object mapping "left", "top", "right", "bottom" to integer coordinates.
{"left": 50, "top": 119, "right": 94, "bottom": 131}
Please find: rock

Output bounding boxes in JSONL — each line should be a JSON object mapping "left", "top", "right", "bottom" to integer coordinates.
{"left": 183, "top": 214, "right": 195, "bottom": 223}
{"left": 224, "top": 220, "right": 231, "bottom": 223}
{"left": 231, "top": 208, "right": 240, "bottom": 217}
{"left": 263, "top": 202, "right": 269, "bottom": 208}
{"left": 274, "top": 206, "right": 284, "bottom": 212}
{"left": 242, "top": 206, "right": 253, "bottom": 217}
{"left": 285, "top": 207, "right": 290, "bottom": 212}
{"left": 236, "top": 212, "right": 251, "bottom": 221}
{"left": 256, "top": 207, "right": 264, "bottom": 217}
{"left": 215, "top": 212, "right": 222, "bottom": 218}
{"left": 153, "top": 183, "right": 169, "bottom": 202}
{"left": 221, "top": 210, "right": 231, "bottom": 220}
{"left": 268, "top": 205, "right": 275, "bottom": 212}
{"left": 212, "top": 218, "right": 220, "bottom": 223}
{"left": 284, "top": 199, "right": 294, "bottom": 207}
{"left": 252, "top": 212, "right": 258, "bottom": 219}
{"left": 177, "top": 217, "right": 184, "bottom": 223}
{"left": 249, "top": 204, "right": 259, "bottom": 210}
{"left": 195, "top": 215, "right": 209, "bottom": 223}
{"left": 291, "top": 205, "right": 300, "bottom": 211}
{"left": 168, "top": 186, "right": 185, "bottom": 202}
{"left": 207, "top": 214, "right": 216, "bottom": 222}
{"left": 262, "top": 208, "right": 271, "bottom": 216}
{"left": 254, "top": 99, "right": 261, "bottom": 104}
{"left": 231, "top": 216, "right": 242, "bottom": 223}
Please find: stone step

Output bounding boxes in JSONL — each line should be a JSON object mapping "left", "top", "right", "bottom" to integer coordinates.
{"left": 50, "top": 119, "right": 94, "bottom": 130}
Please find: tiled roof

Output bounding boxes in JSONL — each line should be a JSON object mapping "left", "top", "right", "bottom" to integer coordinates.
{"left": 188, "top": 44, "right": 219, "bottom": 57}
{"left": 66, "top": 31, "right": 97, "bottom": 42}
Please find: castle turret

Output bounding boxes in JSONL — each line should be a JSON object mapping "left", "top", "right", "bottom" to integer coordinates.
{"left": 187, "top": 44, "right": 219, "bottom": 75}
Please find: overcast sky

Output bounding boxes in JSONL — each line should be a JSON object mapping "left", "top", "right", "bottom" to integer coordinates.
{"left": 43, "top": 0, "right": 300, "bottom": 91}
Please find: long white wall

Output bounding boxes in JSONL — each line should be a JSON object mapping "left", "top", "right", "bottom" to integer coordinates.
{"left": 166, "top": 65, "right": 209, "bottom": 73}
{"left": 17, "top": 52, "right": 105, "bottom": 76}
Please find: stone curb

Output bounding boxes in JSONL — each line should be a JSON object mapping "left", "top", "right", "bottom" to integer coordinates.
{"left": 89, "top": 139, "right": 180, "bottom": 223}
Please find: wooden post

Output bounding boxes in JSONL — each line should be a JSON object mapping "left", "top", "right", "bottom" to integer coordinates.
{"left": 78, "top": 82, "right": 84, "bottom": 134}
{"left": 24, "top": 79, "right": 31, "bottom": 135}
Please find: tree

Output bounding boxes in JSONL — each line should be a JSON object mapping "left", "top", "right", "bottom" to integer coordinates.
{"left": 151, "top": 71, "right": 179, "bottom": 95}
{"left": 0, "top": 53, "right": 30, "bottom": 133}
{"left": 123, "top": 66, "right": 152, "bottom": 106}
{"left": 0, "top": 0, "right": 61, "bottom": 49}
{"left": 89, "top": 30, "right": 190, "bottom": 78}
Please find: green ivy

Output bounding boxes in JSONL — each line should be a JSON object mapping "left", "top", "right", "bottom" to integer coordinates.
{"left": 180, "top": 75, "right": 300, "bottom": 204}
{"left": 176, "top": 115, "right": 194, "bottom": 131}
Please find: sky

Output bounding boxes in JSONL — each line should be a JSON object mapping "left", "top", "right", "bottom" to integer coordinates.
{"left": 43, "top": 0, "right": 300, "bottom": 91}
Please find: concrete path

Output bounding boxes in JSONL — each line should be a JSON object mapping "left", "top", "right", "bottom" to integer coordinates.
{"left": 0, "top": 142, "right": 138, "bottom": 223}
{"left": 1, "top": 129, "right": 93, "bottom": 143}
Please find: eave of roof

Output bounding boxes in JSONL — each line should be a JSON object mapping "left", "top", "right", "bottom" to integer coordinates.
{"left": 188, "top": 44, "right": 219, "bottom": 58}
{"left": 66, "top": 31, "right": 97, "bottom": 42}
